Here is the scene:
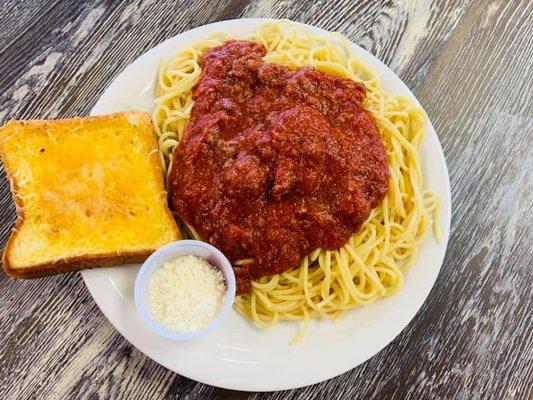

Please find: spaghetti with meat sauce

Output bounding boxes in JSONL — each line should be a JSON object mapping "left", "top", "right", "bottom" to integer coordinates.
{"left": 168, "top": 40, "right": 389, "bottom": 293}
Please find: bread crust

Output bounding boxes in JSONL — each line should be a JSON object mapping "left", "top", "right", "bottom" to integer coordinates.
{"left": 2, "top": 250, "right": 152, "bottom": 278}
{"left": 0, "top": 111, "right": 181, "bottom": 278}
{"left": 0, "top": 124, "right": 26, "bottom": 277}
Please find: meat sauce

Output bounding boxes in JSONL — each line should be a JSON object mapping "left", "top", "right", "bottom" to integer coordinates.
{"left": 169, "top": 40, "right": 389, "bottom": 293}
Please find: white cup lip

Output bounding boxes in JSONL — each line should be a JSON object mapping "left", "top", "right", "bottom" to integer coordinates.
{"left": 134, "top": 240, "right": 236, "bottom": 341}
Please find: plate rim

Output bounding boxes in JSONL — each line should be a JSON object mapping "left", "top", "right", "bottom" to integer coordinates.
{"left": 82, "top": 17, "right": 452, "bottom": 391}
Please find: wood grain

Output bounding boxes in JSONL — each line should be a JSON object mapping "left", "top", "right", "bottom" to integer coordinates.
{"left": 0, "top": 0, "right": 532, "bottom": 398}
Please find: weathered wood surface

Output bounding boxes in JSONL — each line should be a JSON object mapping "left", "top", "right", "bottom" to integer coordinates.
{"left": 0, "top": 0, "right": 531, "bottom": 398}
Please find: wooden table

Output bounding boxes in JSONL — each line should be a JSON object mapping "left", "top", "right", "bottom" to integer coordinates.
{"left": 1, "top": 1, "right": 531, "bottom": 398}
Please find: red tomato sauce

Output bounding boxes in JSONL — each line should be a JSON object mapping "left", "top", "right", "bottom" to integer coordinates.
{"left": 169, "top": 40, "right": 389, "bottom": 293}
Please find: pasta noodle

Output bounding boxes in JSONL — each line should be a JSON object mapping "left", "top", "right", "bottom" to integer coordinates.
{"left": 153, "top": 20, "right": 441, "bottom": 344}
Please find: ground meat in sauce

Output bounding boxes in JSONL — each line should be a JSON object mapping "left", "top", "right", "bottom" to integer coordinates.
{"left": 168, "top": 40, "right": 389, "bottom": 293}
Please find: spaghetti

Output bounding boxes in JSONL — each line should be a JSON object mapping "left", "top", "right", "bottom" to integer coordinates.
{"left": 153, "top": 20, "right": 441, "bottom": 344}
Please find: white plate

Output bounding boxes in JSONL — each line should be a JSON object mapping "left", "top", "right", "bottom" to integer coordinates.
{"left": 82, "top": 18, "right": 451, "bottom": 391}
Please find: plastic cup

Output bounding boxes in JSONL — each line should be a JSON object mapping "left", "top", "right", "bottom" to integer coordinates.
{"left": 134, "top": 240, "right": 236, "bottom": 340}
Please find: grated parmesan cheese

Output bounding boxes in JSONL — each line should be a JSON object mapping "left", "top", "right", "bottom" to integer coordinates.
{"left": 148, "top": 255, "right": 226, "bottom": 333}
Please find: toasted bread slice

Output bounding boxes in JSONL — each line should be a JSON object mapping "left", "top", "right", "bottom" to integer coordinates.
{"left": 0, "top": 111, "right": 181, "bottom": 278}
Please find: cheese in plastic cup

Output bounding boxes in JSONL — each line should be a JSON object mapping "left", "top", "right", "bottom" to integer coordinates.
{"left": 134, "top": 240, "right": 236, "bottom": 341}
